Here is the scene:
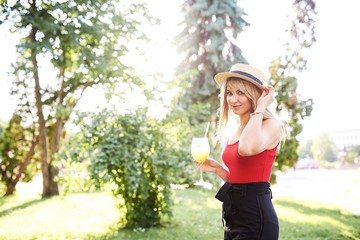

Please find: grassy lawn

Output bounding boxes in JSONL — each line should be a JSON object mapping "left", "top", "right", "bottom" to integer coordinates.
{"left": 0, "top": 188, "right": 359, "bottom": 240}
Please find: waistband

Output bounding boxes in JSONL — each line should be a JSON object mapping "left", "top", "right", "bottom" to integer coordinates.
{"left": 215, "top": 182, "right": 271, "bottom": 202}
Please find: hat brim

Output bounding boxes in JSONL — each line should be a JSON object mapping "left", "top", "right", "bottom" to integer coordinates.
{"left": 214, "top": 72, "right": 265, "bottom": 90}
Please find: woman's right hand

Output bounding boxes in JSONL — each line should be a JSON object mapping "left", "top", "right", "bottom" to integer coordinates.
{"left": 195, "top": 158, "right": 220, "bottom": 173}
{"left": 195, "top": 158, "right": 229, "bottom": 182}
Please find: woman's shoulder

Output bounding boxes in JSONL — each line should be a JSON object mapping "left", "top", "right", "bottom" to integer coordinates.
{"left": 263, "top": 117, "right": 284, "bottom": 140}
{"left": 263, "top": 117, "right": 283, "bottom": 129}
{"left": 263, "top": 117, "right": 285, "bottom": 147}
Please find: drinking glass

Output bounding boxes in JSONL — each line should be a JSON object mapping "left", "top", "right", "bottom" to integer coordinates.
{"left": 191, "top": 137, "right": 211, "bottom": 186}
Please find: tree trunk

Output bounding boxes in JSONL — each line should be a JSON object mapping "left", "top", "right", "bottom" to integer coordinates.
{"left": 29, "top": 22, "right": 54, "bottom": 197}
{"left": 4, "top": 136, "right": 38, "bottom": 196}
{"left": 47, "top": 118, "right": 66, "bottom": 196}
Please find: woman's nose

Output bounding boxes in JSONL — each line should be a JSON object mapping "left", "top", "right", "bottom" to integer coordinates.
{"left": 229, "top": 95, "right": 238, "bottom": 103}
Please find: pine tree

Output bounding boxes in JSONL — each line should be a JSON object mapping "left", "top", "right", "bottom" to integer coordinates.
{"left": 175, "top": 0, "right": 249, "bottom": 119}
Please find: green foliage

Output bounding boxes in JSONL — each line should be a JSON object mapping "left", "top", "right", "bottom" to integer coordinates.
{"left": 162, "top": 103, "right": 222, "bottom": 188}
{"left": 344, "top": 145, "right": 360, "bottom": 164}
{"left": 276, "top": 138, "right": 300, "bottom": 170}
{"left": 0, "top": 0, "right": 153, "bottom": 196}
{"left": 54, "top": 131, "right": 98, "bottom": 195}
{"left": 3, "top": 0, "right": 151, "bottom": 116}
{"left": 66, "top": 109, "right": 182, "bottom": 228}
{"left": 269, "top": 0, "right": 317, "bottom": 172}
{"left": 311, "top": 133, "right": 337, "bottom": 163}
{"left": 344, "top": 152, "right": 358, "bottom": 165}
{"left": 0, "top": 115, "right": 38, "bottom": 192}
{"left": 55, "top": 160, "right": 96, "bottom": 195}
{"left": 159, "top": 108, "right": 195, "bottom": 185}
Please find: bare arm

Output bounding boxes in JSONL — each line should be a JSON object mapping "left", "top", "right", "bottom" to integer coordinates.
{"left": 238, "top": 86, "right": 281, "bottom": 156}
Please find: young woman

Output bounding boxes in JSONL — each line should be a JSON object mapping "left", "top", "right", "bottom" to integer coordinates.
{"left": 199, "top": 63, "right": 283, "bottom": 240}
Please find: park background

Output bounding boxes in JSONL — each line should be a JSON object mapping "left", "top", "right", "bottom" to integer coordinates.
{"left": 0, "top": 0, "right": 360, "bottom": 239}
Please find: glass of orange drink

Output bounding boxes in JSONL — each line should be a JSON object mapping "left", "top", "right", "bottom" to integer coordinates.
{"left": 191, "top": 137, "right": 210, "bottom": 186}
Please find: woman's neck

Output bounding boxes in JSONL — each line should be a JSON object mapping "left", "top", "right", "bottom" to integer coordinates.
{"left": 238, "top": 114, "right": 250, "bottom": 128}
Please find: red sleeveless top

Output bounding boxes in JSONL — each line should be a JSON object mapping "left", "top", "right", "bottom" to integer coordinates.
{"left": 222, "top": 141, "right": 278, "bottom": 183}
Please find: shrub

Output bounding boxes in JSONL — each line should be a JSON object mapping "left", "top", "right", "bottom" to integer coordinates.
{"left": 78, "top": 109, "right": 179, "bottom": 228}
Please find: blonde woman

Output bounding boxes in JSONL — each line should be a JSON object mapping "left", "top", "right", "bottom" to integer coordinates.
{"left": 199, "top": 64, "right": 283, "bottom": 240}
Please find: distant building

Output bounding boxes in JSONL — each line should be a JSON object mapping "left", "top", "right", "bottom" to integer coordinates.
{"left": 328, "top": 129, "right": 360, "bottom": 151}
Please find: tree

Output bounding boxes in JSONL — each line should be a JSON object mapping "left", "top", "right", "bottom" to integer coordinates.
{"left": 311, "top": 133, "right": 337, "bottom": 163}
{"left": 344, "top": 145, "right": 360, "bottom": 164}
{"left": 0, "top": 78, "right": 40, "bottom": 195}
{"left": 0, "top": 114, "right": 38, "bottom": 195}
{"left": 175, "top": 0, "right": 249, "bottom": 119}
{"left": 0, "top": 1, "right": 150, "bottom": 197}
{"left": 299, "top": 139, "right": 314, "bottom": 158}
{"left": 269, "top": 0, "right": 317, "bottom": 171}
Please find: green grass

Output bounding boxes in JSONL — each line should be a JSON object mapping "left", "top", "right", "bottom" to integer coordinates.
{"left": 274, "top": 198, "right": 360, "bottom": 240}
{"left": 0, "top": 188, "right": 359, "bottom": 240}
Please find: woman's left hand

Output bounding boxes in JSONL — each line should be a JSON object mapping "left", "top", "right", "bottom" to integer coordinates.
{"left": 257, "top": 86, "right": 275, "bottom": 110}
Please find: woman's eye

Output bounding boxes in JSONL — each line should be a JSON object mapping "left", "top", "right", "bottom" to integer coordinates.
{"left": 237, "top": 90, "right": 244, "bottom": 95}
{"left": 226, "top": 91, "right": 232, "bottom": 96}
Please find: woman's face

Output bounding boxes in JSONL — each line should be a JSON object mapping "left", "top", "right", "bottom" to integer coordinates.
{"left": 226, "top": 81, "right": 252, "bottom": 116}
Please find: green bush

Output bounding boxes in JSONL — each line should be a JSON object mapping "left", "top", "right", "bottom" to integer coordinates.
{"left": 76, "top": 109, "right": 180, "bottom": 228}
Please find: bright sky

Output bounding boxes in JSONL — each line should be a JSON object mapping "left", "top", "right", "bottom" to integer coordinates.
{"left": 1, "top": 0, "right": 360, "bottom": 144}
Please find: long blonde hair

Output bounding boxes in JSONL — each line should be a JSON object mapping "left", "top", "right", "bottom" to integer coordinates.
{"left": 216, "top": 78, "right": 279, "bottom": 139}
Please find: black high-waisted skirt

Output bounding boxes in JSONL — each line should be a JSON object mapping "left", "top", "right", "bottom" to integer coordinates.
{"left": 215, "top": 182, "right": 279, "bottom": 240}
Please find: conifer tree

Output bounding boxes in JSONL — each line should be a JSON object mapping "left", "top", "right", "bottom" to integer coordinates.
{"left": 175, "top": 0, "right": 249, "bottom": 119}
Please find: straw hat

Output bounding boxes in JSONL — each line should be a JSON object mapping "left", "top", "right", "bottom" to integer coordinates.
{"left": 214, "top": 63, "right": 266, "bottom": 90}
